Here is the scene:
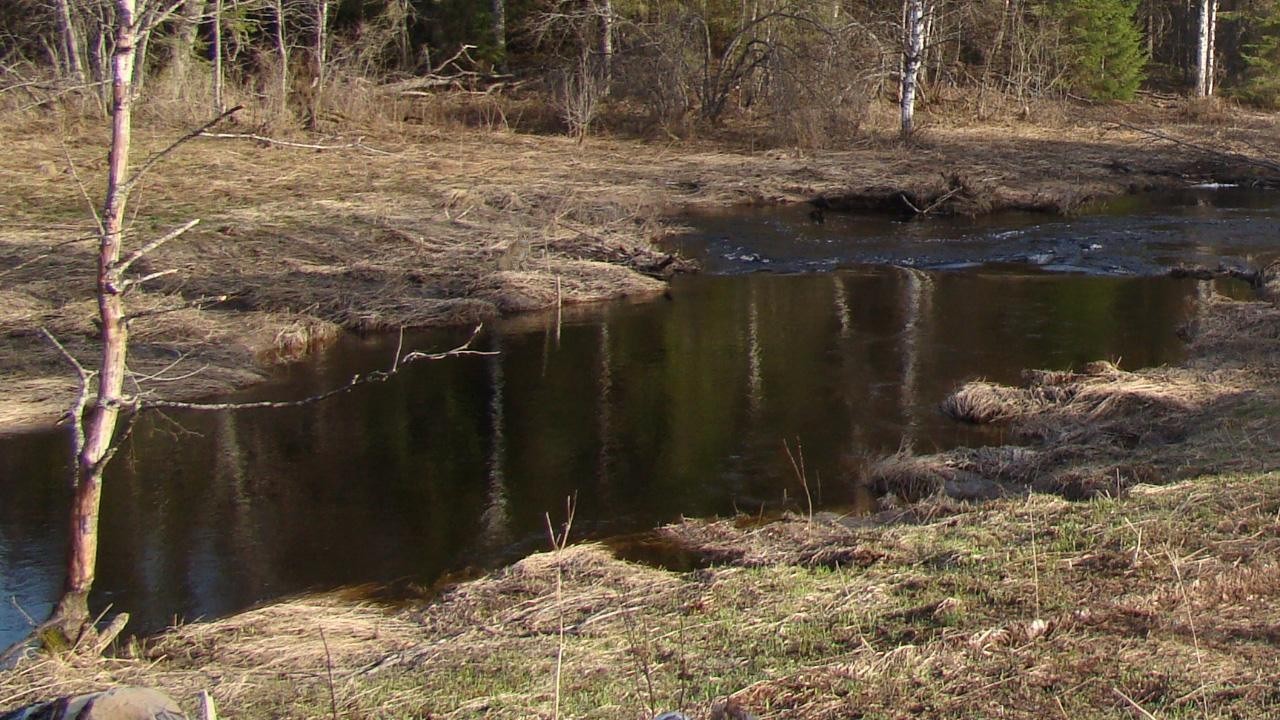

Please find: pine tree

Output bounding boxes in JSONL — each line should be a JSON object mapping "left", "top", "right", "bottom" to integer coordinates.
{"left": 1230, "top": 0, "right": 1280, "bottom": 107}
{"left": 1058, "top": 0, "right": 1148, "bottom": 100}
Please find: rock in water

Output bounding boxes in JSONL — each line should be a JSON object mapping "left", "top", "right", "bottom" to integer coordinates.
{"left": 0, "top": 688, "right": 186, "bottom": 720}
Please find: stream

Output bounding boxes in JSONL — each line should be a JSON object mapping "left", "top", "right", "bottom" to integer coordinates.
{"left": 1, "top": 187, "right": 1277, "bottom": 647}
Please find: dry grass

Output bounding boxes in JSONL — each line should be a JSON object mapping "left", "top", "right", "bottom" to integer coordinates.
{"left": 873, "top": 288, "right": 1280, "bottom": 506}
{"left": 4, "top": 100, "right": 1280, "bottom": 431}
{"left": 9, "top": 473, "right": 1280, "bottom": 718}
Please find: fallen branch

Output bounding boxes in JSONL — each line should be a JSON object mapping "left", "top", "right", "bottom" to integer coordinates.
{"left": 143, "top": 324, "right": 494, "bottom": 412}
{"left": 197, "top": 132, "right": 390, "bottom": 155}
{"left": 123, "top": 106, "right": 243, "bottom": 194}
{"left": 1114, "top": 121, "right": 1280, "bottom": 175}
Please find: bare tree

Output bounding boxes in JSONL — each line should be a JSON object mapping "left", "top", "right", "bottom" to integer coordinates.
{"left": 212, "top": 0, "right": 223, "bottom": 111}
{"left": 491, "top": 0, "right": 506, "bottom": 70}
{"left": 270, "top": 0, "right": 288, "bottom": 117}
{"left": 45, "top": 0, "right": 145, "bottom": 641}
{"left": 901, "top": 0, "right": 927, "bottom": 136}
{"left": 1195, "top": 0, "right": 1218, "bottom": 97}
{"left": 597, "top": 0, "right": 612, "bottom": 80}
{"left": 309, "top": 0, "right": 328, "bottom": 128}
{"left": 54, "top": 0, "right": 84, "bottom": 82}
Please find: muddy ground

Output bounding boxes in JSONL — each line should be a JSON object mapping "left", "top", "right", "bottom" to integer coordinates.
{"left": 3, "top": 101, "right": 1280, "bottom": 431}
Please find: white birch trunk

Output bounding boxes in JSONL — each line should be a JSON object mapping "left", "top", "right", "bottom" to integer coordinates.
{"left": 56, "top": 0, "right": 85, "bottom": 82}
{"left": 597, "top": 0, "right": 613, "bottom": 81}
{"left": 1206, "top": 0, "right": 1217, "bottom": 96}
{"left": 310, "top": 0, "right": 328, "bottom": 127}
{"left": 491, "top": 0, "right": 506, "bottom": 70}
{"left": 212, "top": 0, "right": 223, "bottom": 112}
{"left": 272, "top": 0, "right": 289, "bottom": 117}
{"left": 1195, "top": 0, "right": 1213, "bottom": 97}
{"left": 901, "top": 0, "right": 925, "bottom": 137}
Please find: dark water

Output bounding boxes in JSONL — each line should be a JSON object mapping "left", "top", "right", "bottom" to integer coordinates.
{"left": 679, "top": 186, "right": 1280, "bottom": 275}
{"left": 3, "top": 190, "right": 1277, "bottom": 648}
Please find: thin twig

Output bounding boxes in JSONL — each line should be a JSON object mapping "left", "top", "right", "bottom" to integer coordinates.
{"left": 319, "top": 627, "right": 340, "bottom": 720}
{"left": 123, "top": 106, "right": 243, "bottom": 194}
{"left": 544, "top": 494, "right": 577, "bottom": 720}
{"left": 146, "top": 325, "right": 493, "bottom": 411}
{"left": 61, "top": 144, "right": 104, "bottom": 236}
{"left": 782, "top": 437, "right": 814, "bottom": 522}
{"left": 116, "top": 219, "right": 201, "bottom": 271}
{"left": 1112, "top": 687, "right": 1160, "bottom": 720}
{"left": 38, "top": 327, "right": 92, "bottom": 482}
{"left": 1114, "top": 121, "right": 1280, "bottom": 175}
{"left": 197, "top": 132, "right": 389, "bottom": 154}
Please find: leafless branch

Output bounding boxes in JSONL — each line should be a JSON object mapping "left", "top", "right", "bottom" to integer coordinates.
{"left": 122, "top": 267, "right": 180, "bottom": 288}
{"left": 143, "top": 324, "right": 495, "bottom": 412}
{"left": 39, "top": 327, "right": 92, "bottom": 484}
{"left": 1114, "top": 121, "right": 1280, "bottom": 175}
{"left": 123, "top": 294, "right": 228, "bottom": 322}
{"left": 123, "top": 106, "right": 243, "bottom": 194}
{"left": 136, "top": 0, "right": 189, "bottom": 35}
{"left": 5, "top": 80, "right": 111, "bottom": 115}
{"left": 128, "top": 350, "right": 198, "bottom": 384}
{"left": 197, "top": 132, "right": 390, "bottom": 155}
{"left": 132, "top": 362, "right": 209, "bottom": 384}
{"left": 115, "top": 219, "right": 201, "bottom": 273}
{"left": 61, "top": 145, "right": 105, "bottom": 236}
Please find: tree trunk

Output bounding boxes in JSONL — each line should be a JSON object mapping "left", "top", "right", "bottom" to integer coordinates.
{"left": 132, "top": 23, "right": 150, "bottom": 96}
{"left": 272, "top": 0, "right": 289, "bottom": 117}
{"left": 901, "top": 0, "right": 925, "bottom": 137}
{"left": 309, "top": 0, "right": 329, "bottom": 129}
{"left": 212, "top": 0, "right": 223, "bottom": 112}
{"left": 47, "top": 0, "right": 138, "bottom": 641}
{"left": 1195, "top": 0, "right": 1214, "bottom": 96}
{"left": 1206, "top": 0, "right": 1217, "bottom": 96}
{"left": 597, "top": 0, "right": 613, "bottom": 80}
{"left": 55, "top": 0, "right": 85, "bottom": 82}
{"left": 491, "top": 0, "right": 506, "bottom": 70}
{"left": 169, "top": 0, "right": 206, "bottom": 83}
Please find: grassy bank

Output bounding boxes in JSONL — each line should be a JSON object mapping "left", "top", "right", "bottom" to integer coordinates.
{"left": 3, "top": 100, "right": 1280, "bottom": 431}
{"left": 5, "top": 254, "right": 1280, "bottom": 717}
{"left": 4, "top": 470, "right": 1280, "bottom": 718}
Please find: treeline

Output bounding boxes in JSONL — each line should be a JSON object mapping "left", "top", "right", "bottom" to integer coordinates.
{"left": 4, "top": 0, "right": 1280, "bottom": 138}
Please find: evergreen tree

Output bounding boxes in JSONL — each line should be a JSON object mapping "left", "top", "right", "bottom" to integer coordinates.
{"left": 1229, "top": 0, "right": 1280, "bottom": 107}
{"left": 1058, "top": 0, "right": 1148, "bottom": 100}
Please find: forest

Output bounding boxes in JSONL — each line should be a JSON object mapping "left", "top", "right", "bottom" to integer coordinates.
{"left": 5, "top": 0, "right": 1280, "bottom": 141}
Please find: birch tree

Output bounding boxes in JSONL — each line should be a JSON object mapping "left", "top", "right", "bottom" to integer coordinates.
{"left": 491, "top": 0, "right": 506, "bottom": 69}
{"left": 45, "top": 0, "right": 145, "bottom": 642}
{"left": 54, "top": 0, "right": 85, "bottom": 82}
{"left": 1195, "top": 0, "right": 1218, "bottom": 96}
{"left": 901, "top": 0, "right": 926, "bottom": 137}
{"left": 597, "top": 0, "right": 613, "bottom": 80}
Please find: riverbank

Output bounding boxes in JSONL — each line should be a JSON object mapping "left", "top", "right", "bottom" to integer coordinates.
{"left": 4, "top": 100, "right": 1280, "bottom": 431}
{"left": 3, "top": 467, "right": 1280, "bottom": 718}
{"left": 7, "top": 264, "right": 1280, "bottom": 717}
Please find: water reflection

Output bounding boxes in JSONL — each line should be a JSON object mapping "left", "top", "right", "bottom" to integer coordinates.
{"left": 0, "top": 267, "right": 1196, "bottom": 646}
